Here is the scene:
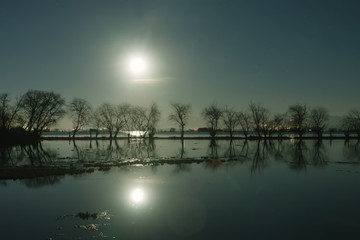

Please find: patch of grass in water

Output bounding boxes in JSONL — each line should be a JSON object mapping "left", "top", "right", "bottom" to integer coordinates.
{"left": 76, "top": 211, "right": 98, "bottom": 220}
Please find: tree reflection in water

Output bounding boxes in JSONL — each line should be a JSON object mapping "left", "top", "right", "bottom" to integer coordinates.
{"left": 289, "top": 140, "right": 308, "bottom": 171}
{"left": 178, "top": 139, "right": 185, "bottom": 159}
{"left": 286, "top": 140, "right": 330, "bottom": 170}
{"left": 238, "top": 140, "right": 250, "bottom": 161}
{"left": 204, "top": 140, "right": 226, "bottom": 171}
{"left": 208, "top": 139, "right": 219, "bottom": 159}
{"left": 267, "top": 140, "right": 284, "bottom": 162}
{"left": 343, "top": 140, "right": 360, "bottom": 162}
{"left": 122, "top": 138, "right": 158, "bottom": 160}
{"left": 223, "top": 140, "right": 235, "bottom": 159}
{"left": 224, "top": 140, "right": 244, "bottom": 160}
{"left": 70, "top": 138, "right": 159, "bottom": 162}
{"left": 0, "top": 143, "right": 57, "bottom": 167}
{"left": 0, "top": 140, "right": 340, "bottom": 171}
{"left": 2, "top": 139, "right": 359, "bottom": 188}
{"left": 250, "top": 141, "right": 268, "bottom": 174}
{"left": 172, "top": 163, "right": 192, "bottom": 174}
{"left": 19, "top": 175, "right": 64, "bottom": 188}
{"left": 311, "top": 140, "right": 328, "bottom": 167}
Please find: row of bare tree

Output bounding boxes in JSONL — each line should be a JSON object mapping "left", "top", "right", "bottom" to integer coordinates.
{"left": 171, "top": 102, "right": 360, "bottom": 139}
{"left": 0, "top": 90, "right": 160, "bottom": 139}
{"left": 71, "top": 100, "right": 160, "bottom": 139}
{"left": 203, "top": 103, "right": 329, "bottom": 138}
{"left": 1, "top": 90, "right": 360, "bottom": 139}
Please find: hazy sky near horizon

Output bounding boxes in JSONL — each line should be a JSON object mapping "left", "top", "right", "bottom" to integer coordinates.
{"left": 1, "top": 0, "right": 359, "bottom": 128}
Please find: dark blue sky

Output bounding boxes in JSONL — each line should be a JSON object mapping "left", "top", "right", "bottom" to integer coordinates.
{"left": 1, "top": 0, "right": 359, "bottom": 128}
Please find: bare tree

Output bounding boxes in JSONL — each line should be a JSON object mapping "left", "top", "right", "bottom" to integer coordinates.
{"left": 8, "top": 96, "right": 23, "bottom": 130}
{"left": 249, "top": 102, "right": 270, "bottom": 137}
{"left": 222, "top": 106, "right": 239, "bottom": 138}
{"left": 90, "top": 107, "right": 103, "bottom": 139}
{"left": 68, "top": 98, "right": 92, "bottom": 138}
{"left": 271, "top": 113, "right": 287, "bottom": 138}
{"left": 342, "top": 109, "right": 360, "bottom": 138}
{"left": 267, "top": 118, "right": 277, "bottom": 138}
{"left": 98, "top": 103, "right": 116, "bottom": 139}
{"left": 310, "top": 107, "right": 329, "bottom": 138}
{"left": 0, "top": 93, "right": 10, "bottom": 129}
{"left": 20, "top": 90, "right": 65, "bottom": 136}
{"left": 0, "top": 93, "right": 24, "bottom": 130}
{"left": 169, "top": 103, "right": 191, "bottom": 139}
{"left": 145, "top": 103, "right": 161, "bottom": 138}
{"left": 238, "top": 111, "right": 251, "bottom": 138}
{"left": 260, "top": 107, "right": 270, "bottom": 138}
{"left": 128, "top": 105, "right": 147, "bottom": 137}
{"left": 202, "top": 104, "right": 223, "bottom": 138}
{"left": 288, "top": 104, "right": 308, "bottom": 138}
{"left": 126, "top": 103, "right": 161, "bottom": 138}
{"left": 249, "top": 103, "right": 261, "bottom": 137}
{"left": 114, "top": 103, "right": 131, "bottom": 138}
{"left": 0, "top": 93, "right": 21, "bottom": 130}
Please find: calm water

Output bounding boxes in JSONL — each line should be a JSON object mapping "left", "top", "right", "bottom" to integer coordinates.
{"left": 1, "top": 139, "right": 360, "bottom": 240}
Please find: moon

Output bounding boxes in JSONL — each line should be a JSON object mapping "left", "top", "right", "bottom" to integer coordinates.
{"left": 128, "top": 56, "right": 147, "bottom": 75}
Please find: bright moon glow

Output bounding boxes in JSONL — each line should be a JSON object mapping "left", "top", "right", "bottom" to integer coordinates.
{"left": 128, "top": 56, "right": 147, "bottom": 75}
{"left": 131, "top": 188, "right": 144, "bottom": 203}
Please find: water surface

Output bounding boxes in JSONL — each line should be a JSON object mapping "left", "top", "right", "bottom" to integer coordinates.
{"left": 1, "top": 139, "right": 360, "bottom": 239}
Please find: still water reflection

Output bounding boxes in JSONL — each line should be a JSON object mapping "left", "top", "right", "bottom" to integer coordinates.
{"left": 1, "top": 139, "right": 359, "bottom": 167}
{"left": 1, "top": 139, "right": 360, "bottom": 239}
{"left": 130, "top": 188, "right": 145, "bottom": 204}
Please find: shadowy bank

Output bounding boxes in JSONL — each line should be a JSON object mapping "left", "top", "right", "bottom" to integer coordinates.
{"left": 0, "top": 127, "right": 40, "bottom": 147}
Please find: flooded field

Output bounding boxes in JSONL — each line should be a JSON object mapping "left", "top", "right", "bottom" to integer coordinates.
{"left": 1, "top": 139, "right": 360, "bottom": 239}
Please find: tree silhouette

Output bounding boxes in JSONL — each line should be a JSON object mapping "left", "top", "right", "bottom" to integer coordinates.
{"left": 68, "top": 98, "right": 92, "bottom": 138}
{"left": 249, "top": 102, "right": 270, "bottom": 137}
{"left": 238, "top": 111, "right": 251, "bottom": 138}
{"left": 114, "top": 103, "right": 131, "bottom": 138}
{"left": 288, "top": 104, "right": 308, "bottom": 138}
{"left": 20, "top": 90, "right": 65, "bottom": 136}
{"left": 90, "top": 108, "right": 102, "bottom": 139}
{"left": 128, "top": 105, "right": 147, "bottom": 137}
{"left": 342, "top": 109, "right": 360, "bottom": 138}
{"left": 0, "top": 93, "right": 24, "bottom": 130}
{"left": 202, "top": 104, "right": 223, "bottom": 138}
{"left": 309, "top": 107, "right": 329, "bottom": 138}
{"left": 270, "top": 113, "right": 287, "bottom": 138}
{"left": 97, "top": 103, "right": 116, "bottom": 138}
{"left": 145, "top": 103, "right": 161, "bottom": 138}
{"left": 169, "top": 103, "right": 191, "bottom": 139}
{"left": 222, "top": 106, "right": 239, "bottom": 138}
{"left": 124, "top": 104, "right": 161, "bottom": 138}
{"left": 0, "top": 93, "right": 11, "bottom": 129}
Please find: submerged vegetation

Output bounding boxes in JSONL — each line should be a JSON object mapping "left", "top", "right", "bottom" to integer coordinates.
{"left": 1, "top": 90, "right": 360, "bottom": 147}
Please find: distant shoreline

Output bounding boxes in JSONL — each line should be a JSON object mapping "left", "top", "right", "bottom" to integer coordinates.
{"left": 40, "top": 136, "right": 359, "bottom": 141}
